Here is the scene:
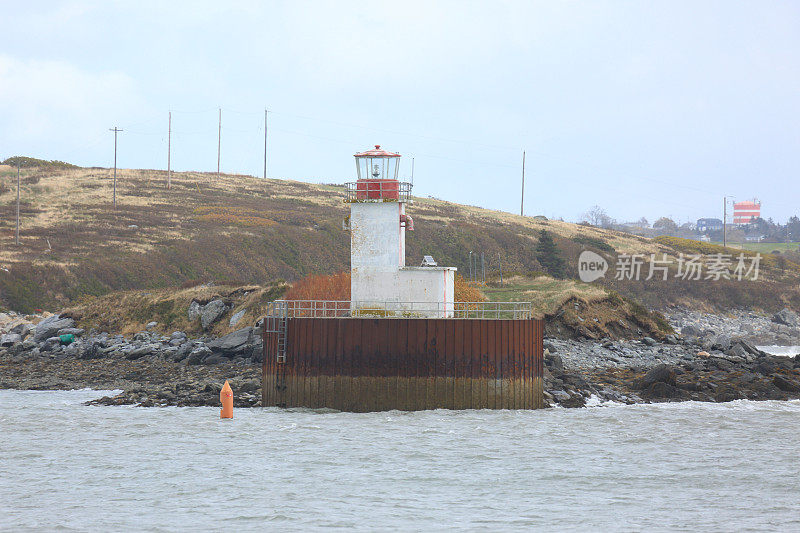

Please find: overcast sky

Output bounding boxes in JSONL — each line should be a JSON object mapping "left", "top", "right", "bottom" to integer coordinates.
{"left": 2, "top": 1, "right": 798, "bottom": 223}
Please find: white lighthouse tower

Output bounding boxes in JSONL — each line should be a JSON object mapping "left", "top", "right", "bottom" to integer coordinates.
{"left": 346, "top": 145, "right": 456, "bottom": 317}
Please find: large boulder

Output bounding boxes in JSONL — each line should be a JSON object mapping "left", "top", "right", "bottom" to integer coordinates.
{"left": 544, "top": 350, "right": 564, "bottom": 372}
{"left": 680, "top": 324, "right": 702, "bottom": 338}
{"left": 0, "top": 333, "right": 22, "bottom": 347}
{"left": 186, "top": 345, "right": 212, "bottom": 365}
{"left": 188, "top": 301, "right": 202, "bottom": 322}
{"left": 711, "top": 334, "right": 732, "bottom": 352}
{"left": 207, "top": 327, "right": 254, "bottom": 356}
{"left": 229, "top": 310, "right": 245, "bottom": 328}
{"left": 772, "top": 308, "right": 799, "bottom": 328}
{"left": 200, "top": 299, "right": 227, "bottom": 330}
{"left": 126, "top": 345, "right": 156, "bottom": 360}
{"left": 773, "top": 375, "right": 800, "bottom": 393}
{"left": 645, "top": 381, "right": 680, "bottom": 398}
{"left": 33, "top": 315, "right": 75, "bottom": 343}
{"left": 10, "top": 323, "right": 32, "bottom": 339}
{"left": 634, "top": 363, "right": 676, "bottom": 390}
{"left": 173, "top": 342, "right": 194, "bottom": 362}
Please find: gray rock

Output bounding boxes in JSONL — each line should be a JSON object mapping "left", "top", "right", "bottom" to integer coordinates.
{"left": 635, "top": 364, "right": 676, "bottom": 389}
{"left": 0, "top": 333, "right": 22, "bottom": 347}
{"left": 734, "top": 338, "right": 761, "bottom": 356}
{"left": 549, "top": 390, "right": 571, "bottom": 402}
{"left": 77, "top": 341, "right": 103, "bottom": 360}
{"left": 772, "top": 308, "right": 799, "bottom": 328}
{"left": 561, "top": 394, "right": 587, "bottom": 408}
{"left": 126, "top": 345, "right": 155, "bottom": 360}
{"left": 727, "top": 343, "right": 748, "bottom": 359}
{"left": 200, "top": 299, "right": 227, "bottom": 330}
{"left": 544, "top": 351, "right": 564, "bottom": 372}
{"left": 642, "top": 336, "right": 658, "bottom": 346}
{"left": 188, "top": 301, "right": 202, "bottom": 322}
{"left": 711, "top": 334, "right": 732, "bottom": 352}
{"left": 646, "top": 381, "right": 680, "bottom": 398}
{"left": 10, "top": 323, "right": 32, "bottom": 338}
{"left": 233, "top": 378, "right": 261, "bottom": 393}
{"left": 229, "top": 310, "right": 246, "bottom": 328}
{"left": 186, "top": 345, "right": 212, "bottom": 365}
{"left": 173, "top": 342, "right": 194, "bottom": 362}
{"left": 680, "top": 324, "right": 702, "bottom": 338}
{"left": 57, "top": 327, "right": 85, "bottom": 337}
{"left": 146, "top": 321, "right": 158, "bottom": 330}
{"left": 773, "top": 375, "right": 800, "bottom": 393}
{"left": 33, "top": 316, "right": 75, "bottom": 343}
{"left": 40, "top": 336, "right": 62, "bottom": 352}
{"left": 207, "top": 327, "right": 254, "bottom": 354}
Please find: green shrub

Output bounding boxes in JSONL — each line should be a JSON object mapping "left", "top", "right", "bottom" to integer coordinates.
{"left": 535, "top": 230, "right": 566, "bottom": 279}
{"left": 571, "top": 235, "right": 615, "bottom": 253}
{"left": 2, "top": 156, "right": 79, "bottom": 169}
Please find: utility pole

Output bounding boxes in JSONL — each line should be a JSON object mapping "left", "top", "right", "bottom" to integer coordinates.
{"left": 15, "top": 162, "right": 20, "bottom": 245}
{"left": 469, "top": 251, "right": 473, "bottom": 282}
{"left": 109, "top": 126, "right": 122, "bottom": 209}
{"left": 498, "top": 252, "right": 503, "bottom": 285}
{"left": 481, "top": 253, "right": 485, "bottom": 284}
{"left": 411, "top": 157, "right": 415, "bottom": 185}
{"left": 723, "top": 196, "right": 727, "bottom": 248}
{"left": 264, "top": 109, "right": 274, "bottom": 179}
{"left": 217, "top": 108, "right": 221, "bottom": 179}
{"left": 520, "top": 150, "right": 526, "bottom": 216}
{"left": 167, "top": 111, "right": 172, "bottom": 189}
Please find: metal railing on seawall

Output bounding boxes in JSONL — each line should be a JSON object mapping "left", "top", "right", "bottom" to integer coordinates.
{"left": 264, "top": 300, "right": 533, "bottom": 320}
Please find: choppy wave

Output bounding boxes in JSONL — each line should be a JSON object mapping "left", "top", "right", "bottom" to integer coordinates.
{"left": 2, "top": 389, "right": 800, "bottom": 531}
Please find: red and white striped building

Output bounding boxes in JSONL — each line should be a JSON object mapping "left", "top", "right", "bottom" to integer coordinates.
{"left": 733, "top": 199, "right": 761, "bottom": 225}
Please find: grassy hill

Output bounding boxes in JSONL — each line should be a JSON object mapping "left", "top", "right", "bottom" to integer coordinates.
{"left": 1, "top": 163, "right": 799, "bottom": 317}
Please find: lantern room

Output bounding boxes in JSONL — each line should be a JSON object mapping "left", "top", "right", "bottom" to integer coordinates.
{"left": 355, "top": 144, "right": 400, "bottom": 180}
{"left": 347, "top": 145, "right": 410, "bottom": 202}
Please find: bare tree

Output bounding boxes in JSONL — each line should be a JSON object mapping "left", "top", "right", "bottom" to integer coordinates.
{"left": 583, "top": 205, "right": 613, "bottom": 228}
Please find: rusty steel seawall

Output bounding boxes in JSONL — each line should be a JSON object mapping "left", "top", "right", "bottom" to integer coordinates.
{"left": 262, "top": 318, "right": 544, "bottom": 412}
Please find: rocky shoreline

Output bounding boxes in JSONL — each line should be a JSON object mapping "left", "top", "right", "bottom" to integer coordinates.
{"left": 2, "top": 308, "right": 800, "bottom": 409}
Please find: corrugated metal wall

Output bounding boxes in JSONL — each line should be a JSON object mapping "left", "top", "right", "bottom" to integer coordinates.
{"left": 263, "top": 318, "right": 543, "bottom": 412}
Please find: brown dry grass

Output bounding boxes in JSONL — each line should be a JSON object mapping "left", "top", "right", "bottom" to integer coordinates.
{"left": 64, "top": 282, "right": 287, "bottom": 336}
{"left": 484, "top": 275, "right": 607, "bottom": 316}
{"left": 2, "top": 165, "right": 799, "bottom": 314}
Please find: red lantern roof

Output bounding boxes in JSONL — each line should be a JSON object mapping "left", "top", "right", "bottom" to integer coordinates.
{"left": 354, "top": 145, "right": 401, "bottom": 158}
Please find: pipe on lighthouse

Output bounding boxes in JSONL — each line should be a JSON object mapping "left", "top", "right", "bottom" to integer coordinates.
{"left": 400, "top": 214, "right": 414, "bottom": 231}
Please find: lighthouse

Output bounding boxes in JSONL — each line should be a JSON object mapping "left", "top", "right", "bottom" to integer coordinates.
{"left": 261, "top": 145, "right": 543, "bottom": 412}
{"left": 345, "top": 145, "right": 456, "bottom": 317}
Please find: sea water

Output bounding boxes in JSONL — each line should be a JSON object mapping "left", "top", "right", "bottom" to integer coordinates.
{"left": 758, "top": 345, "right": 800, "bottom": 357}
{"left": 2, "top": 389, "right": 799, "bottom": 531}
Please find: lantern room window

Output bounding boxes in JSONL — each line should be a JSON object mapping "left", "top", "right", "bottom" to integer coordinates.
{"left": 346, "top": 145, "right": 411, "bottom": 202}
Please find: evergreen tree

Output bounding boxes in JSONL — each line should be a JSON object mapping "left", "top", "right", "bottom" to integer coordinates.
{"left": 535, "top": 230, "right": 566, "bottom": 278}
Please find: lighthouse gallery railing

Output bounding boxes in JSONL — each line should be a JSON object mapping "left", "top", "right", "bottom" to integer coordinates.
{"left": 264, "top": 300, "right": 533, "bottom": 320}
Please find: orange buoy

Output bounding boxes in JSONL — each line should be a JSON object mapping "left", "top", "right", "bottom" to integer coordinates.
{"left": 220, "top": 380, "right": 233, "bottom": 419}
